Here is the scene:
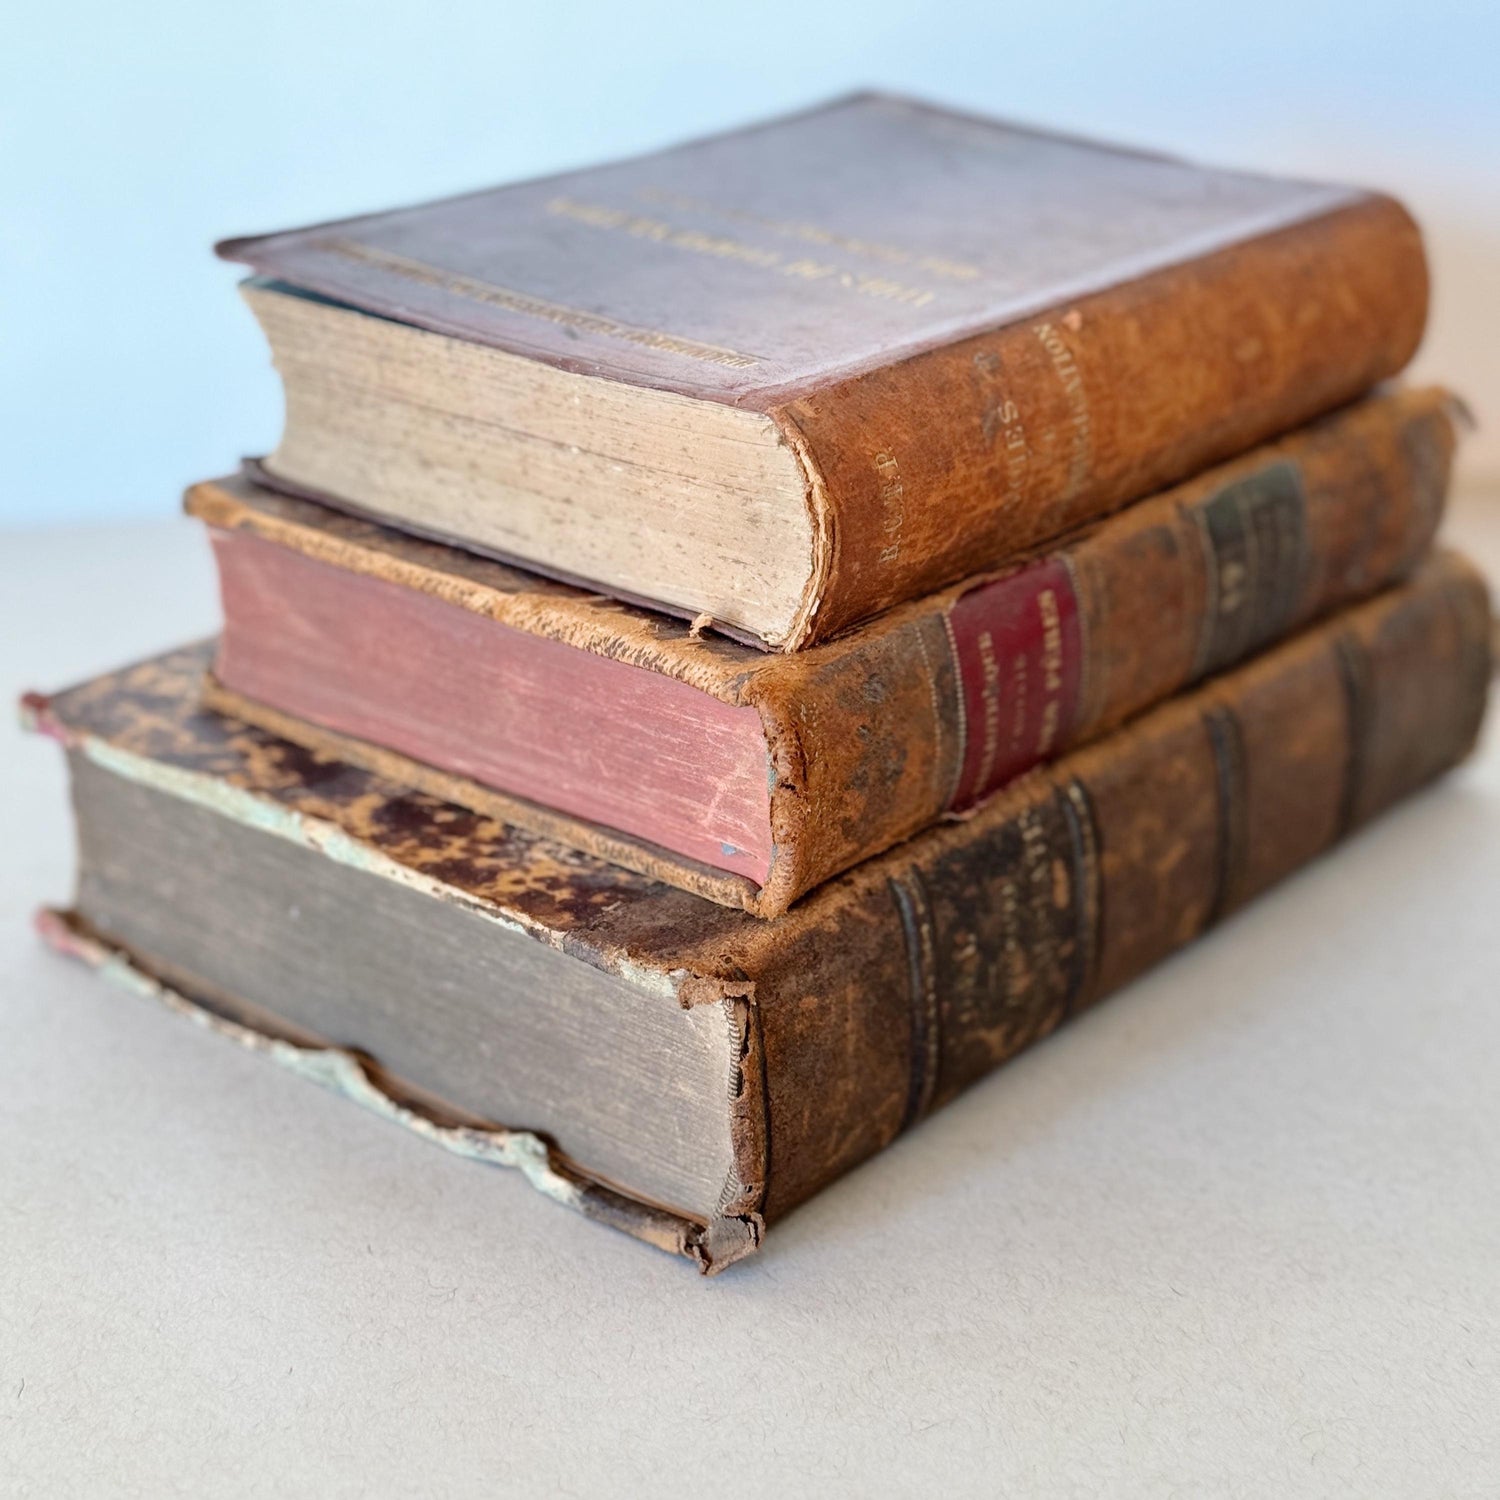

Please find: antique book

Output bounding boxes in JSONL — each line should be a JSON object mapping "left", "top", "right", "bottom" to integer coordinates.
{"left": 217, "top": 93, "right": 1429, "bottom": 649}
{"left": 191, "top": 387, "right": 1457, "bottom": 916}
{"left": 27, "top": 554, "right": 1490, "bottom": 1271}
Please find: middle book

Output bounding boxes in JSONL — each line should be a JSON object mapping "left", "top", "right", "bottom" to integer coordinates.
{"left": 190, "top": 385, "right": 1456, "bottom": 917}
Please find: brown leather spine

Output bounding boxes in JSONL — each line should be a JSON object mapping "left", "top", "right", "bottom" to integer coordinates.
{"left": 747, "top": 386, "right": 1457, "bottom": 912}
{"left": 776, "top": 196, "right": 1429, "bottom": 644}
{"left": 736, "top": 554, "right": 1489, "bottom": 1223}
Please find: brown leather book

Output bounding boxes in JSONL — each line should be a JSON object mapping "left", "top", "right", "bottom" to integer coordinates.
{"left": 27, "top": 553, "right": 1490, "bottom": 1272}
{"left": 190, "top": 387, "right": 1457, "bottom": 917}
{"left": 217, "top": 93, "right": 1429, "bottom": 649}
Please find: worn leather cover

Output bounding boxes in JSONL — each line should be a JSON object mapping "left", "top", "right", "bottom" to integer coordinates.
{"left": 189, "top": 386, "right": 1458, "bottom": 915}
{"left": 27, "top": 553, "right": 1491, "bottom": 1269}
{"left": 218, "top": 93, "right": 1429, "bottom": 646}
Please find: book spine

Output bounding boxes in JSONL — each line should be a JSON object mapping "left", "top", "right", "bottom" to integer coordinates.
{"left": 742, "top": 554, "right": 1490, "bottom": 1224}
{"left": 755, "top": 389, "right": 1456, "bottom": 916}
{"left": 773, "top": 196, "right": 1429, "bottom": 646}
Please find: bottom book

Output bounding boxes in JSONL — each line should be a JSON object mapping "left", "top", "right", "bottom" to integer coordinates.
{"left": 25, "top": 553, "right": 1491, "bottom": 1272}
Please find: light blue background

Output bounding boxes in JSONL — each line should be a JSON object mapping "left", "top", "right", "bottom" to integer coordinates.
{"left": 4, "top": 0, "right": 1497, "bottom": 526}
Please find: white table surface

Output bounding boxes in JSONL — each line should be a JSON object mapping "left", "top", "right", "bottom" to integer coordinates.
{"left": 4, "top": 499, "right": 1498, "bottom": 1499}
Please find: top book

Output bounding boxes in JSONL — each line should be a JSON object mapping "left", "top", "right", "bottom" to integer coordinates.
{"left": 220, "top": 93, "right": 1427, "bottom": 650}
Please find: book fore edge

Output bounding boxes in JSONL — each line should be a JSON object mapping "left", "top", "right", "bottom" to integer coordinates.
{"left": 35, "top": 909, "right": 762, "bottom": 1273}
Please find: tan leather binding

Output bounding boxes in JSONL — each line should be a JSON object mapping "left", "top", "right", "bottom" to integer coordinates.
{"left": 188, "top": 387, "right": 1458, "bottom": 916}
{"left": 29, "top": 555, "right": 1490, "bottom": 1268}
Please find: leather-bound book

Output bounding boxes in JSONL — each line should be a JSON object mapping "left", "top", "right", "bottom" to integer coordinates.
{"left": 27, "top": 554, "right": 1490, "bottom": 1272}
{"left": 191, "top": 387, "right": 1457, "bottom": 916}
{"left": 217, "top": 93, "right": 1430, "bottom": 649}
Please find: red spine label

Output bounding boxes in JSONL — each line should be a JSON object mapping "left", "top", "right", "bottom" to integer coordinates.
{"left": 945, "top": 558, "right": 1084, "bottom": 811}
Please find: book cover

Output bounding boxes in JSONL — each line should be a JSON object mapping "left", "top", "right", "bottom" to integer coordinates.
{"left": 219, "top": 93, "right": 1428, "bottom": 647}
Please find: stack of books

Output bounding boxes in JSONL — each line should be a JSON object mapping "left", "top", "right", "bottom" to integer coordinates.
{"left": 28, "top": 96, "right": 1490, "bottom": 1271}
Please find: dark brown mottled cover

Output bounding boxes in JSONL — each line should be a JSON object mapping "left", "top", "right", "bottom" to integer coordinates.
{"left": 189, "top": 386, "right": 1458, "bottom": 915}
{"left": 218, "top": 94, "right": 1429, "bottom": 646}
{"left": 27, "top": 553, "right": 1490, "bottom": 1269}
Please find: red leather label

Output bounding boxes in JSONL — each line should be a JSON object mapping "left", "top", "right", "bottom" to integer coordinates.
{"left": 946, "top": 558, "right": 1083, "bottom": 811}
